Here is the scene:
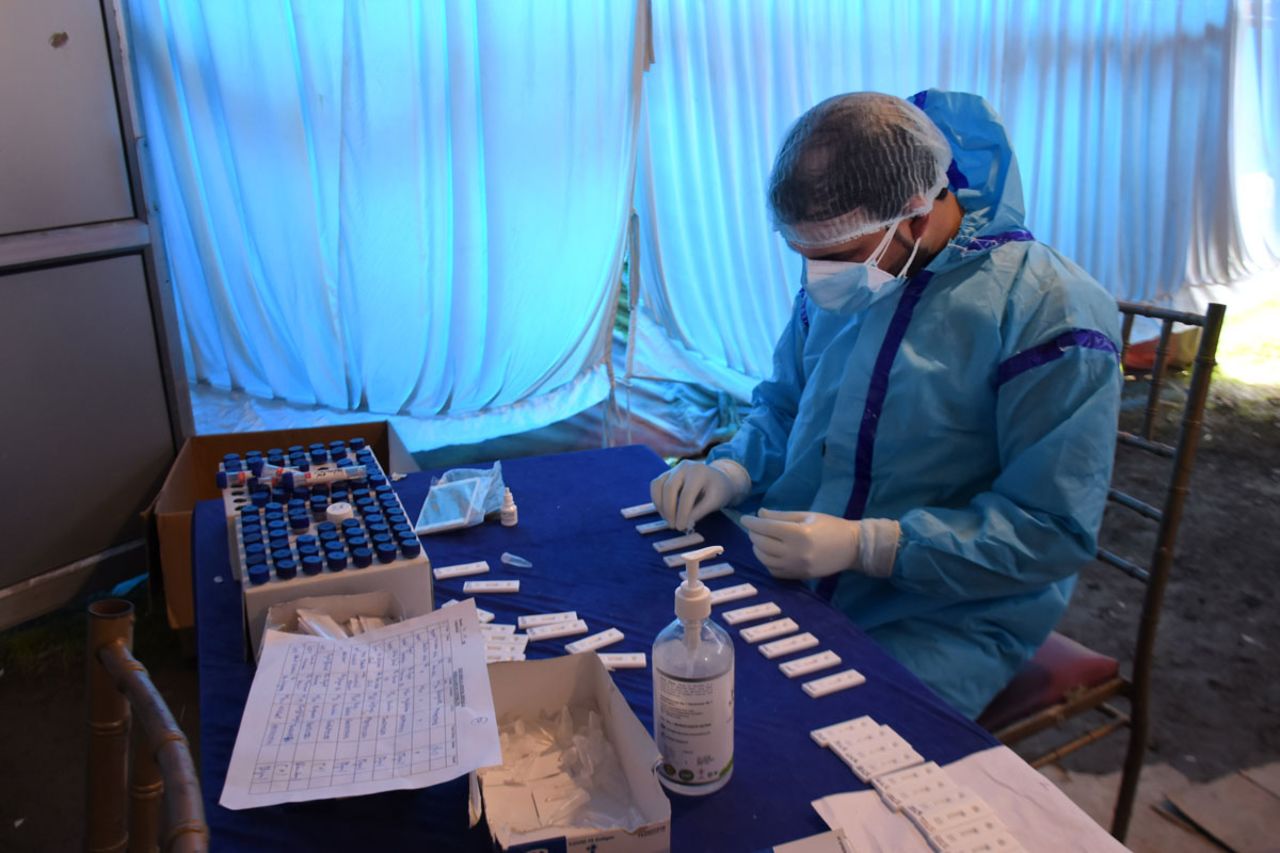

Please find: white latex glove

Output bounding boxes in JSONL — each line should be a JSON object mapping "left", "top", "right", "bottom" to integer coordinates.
{"left": 650, "top": 460, "right": 750, "bottom": 532}
{"left": 741, "top": 509, "right": 861, "bottom": 580}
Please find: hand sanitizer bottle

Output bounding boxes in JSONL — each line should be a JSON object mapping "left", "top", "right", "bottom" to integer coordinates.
{"left": 652, "top": 545, "right": 734, "bottom": 795}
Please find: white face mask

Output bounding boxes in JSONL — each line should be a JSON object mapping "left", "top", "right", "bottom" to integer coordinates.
{"left": 802, "top": 220, "right": 922, "bottom": 315}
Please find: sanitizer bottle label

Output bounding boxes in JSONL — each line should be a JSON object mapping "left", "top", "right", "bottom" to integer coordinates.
{"left": 653, "top": 666, "right": 734, "bottom": 787}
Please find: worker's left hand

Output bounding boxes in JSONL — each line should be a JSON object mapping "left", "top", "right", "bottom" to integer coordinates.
{"left": 741, "top": 509, "right": 862, "bottom": 580}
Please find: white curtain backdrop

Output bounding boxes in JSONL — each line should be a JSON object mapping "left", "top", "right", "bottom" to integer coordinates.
{"left": 631, "top": 0, "right": 1254, "bottom": 402}
{"left": 127, "top": 0, "right": 647, "bottom": 449}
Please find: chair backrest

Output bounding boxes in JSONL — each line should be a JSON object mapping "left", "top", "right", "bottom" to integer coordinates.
{"left": 86, "top": 598, "right": 208, "bottom": 853}
{"left": 1100, "top": 301, "right": 1225, "bottom": 711}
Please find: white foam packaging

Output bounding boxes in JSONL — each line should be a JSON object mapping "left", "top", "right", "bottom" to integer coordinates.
{"left": 470, "top": 654, "right": 671, "bottom": 852}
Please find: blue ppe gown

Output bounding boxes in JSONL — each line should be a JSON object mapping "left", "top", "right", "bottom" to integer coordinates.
{"left": 707, "top": 90, "right": 1122, "bottom": 719}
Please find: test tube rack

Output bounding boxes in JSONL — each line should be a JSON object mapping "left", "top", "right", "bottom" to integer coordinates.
{"left": 217, "top": 438, "right": 433, "bottom": 658}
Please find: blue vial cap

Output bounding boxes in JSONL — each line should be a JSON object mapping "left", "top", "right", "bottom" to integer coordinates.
{"left": 350, "top": 437, "right": 366, "bottom": 450}
{"left": 241, "top": 532, "right": 263, "bottom": 548}
{"left": 367, "top": 523, "right": 390, "bottom": 537}
{"left": 240, "top": 519, "right": 262, "bottom": 534}
{"left": 319, "top": 531, "right": 341, "bottom": 545}
{"left": 310, "top": 451, "right": 327, "bottom": 465}
{"left": 325, "top": 550, "right": 347, "bottom": 571}
{"left": 266, "top": 518, "right": 287, "bottom": 532}
{"left": 248, "top": 564, "right": 270, "bottom": 585}
{"left": 266, "top": 447, "right": 283, "bottom": 456}
{"left": 222, "top": 452, "right": 241, "bottom": 463}
{"left": 392, "top": 523, "right": 413, "bottom": 537}
{"left": 275, "top": 560, "right": 297, "bottom": 580}
{"left": 340, "top": 517, "right": 362, "bottom": 529}
{"left": 248, "top": 458, "right": 265, "bottom": 476}
{"left": 271, "top": 547, "right": 293, "bottom": 562}
{"left": 245, "top": 552, "right": 268, "bottom": 570}
{"left": 282, "top": 473, "right": 298, "bottom": 491}
{"left": 287, "top": 498, "right": 306, "bottom": 510}
{"left": 398, "top": 537, "right": 421, "bottom": 558}
{"left": 356, "top": 498, "right": 377, "bottom": 512}
{"left": 363, "top": 512, "right": 385, "bottom": 526}
{"left": 347, "top": 535, "right": 369, "bottom": 550}
{"left": 224, "top": 459, "right": 242, "bottom": 473}
{"left": 328, "top": 439, "right": 346, "bottom": 450}
{"left": 252, "top": 489, "right": 270, "bottom": 506}
{"left": 240, "top": 503, "right": 260, "bottom": 516}
{"left": 288, "top": 514, "right": 310, "bottom": 531}
{"left": 375, "top": 543, "right": 398, "bottom": 564}
{"left": 317, "top": 521, "right": 337, "bottom": 534}
{"left": 301, "top": 555, "right": 324, "bottom": 576}
{"left": 307, "top": 442, "right": 324, "bottom": 452}
{"left": 287, "top": 445, "right": 304, "bottom": 454}
{"left": 298, "top": 544, "right": 320, "bottom": 558}
{"left": 245, "top": 542, "right": 267, "bottom": 558}
{"left": 215, "top": 471, "right": 229, "bottom": 489}
{"left": 352, "top": 547, "right": 373, "bottom": 568}
{"left": 295, "top": 535, "right": 317, "bottom": 548}
{"left": 245, "top": 449, "right": 263, "bottom": 459}
{"left": 264, "top": 501, "right": 284, "bottom": 513}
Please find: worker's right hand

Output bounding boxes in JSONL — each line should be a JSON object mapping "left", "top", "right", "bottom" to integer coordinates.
{"left": 650, "top": 460, "right": 743, "bottom": 532}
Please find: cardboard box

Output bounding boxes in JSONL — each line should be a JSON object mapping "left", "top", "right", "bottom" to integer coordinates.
{"left": 260, "top": 591, "right": 405, "bottom": 659}
{"left": 146, "top": 421, "right": 419, "bottom": 630}
{"left": 471, "top": 655, "right": 671, "bottom": 852}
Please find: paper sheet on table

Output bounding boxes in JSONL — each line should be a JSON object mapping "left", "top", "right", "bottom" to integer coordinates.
{"left": 811, "top": 746, "right": 1129, "bottom": 853}
{"left": 220, "top": 600, "right": 502, "bottom": 810}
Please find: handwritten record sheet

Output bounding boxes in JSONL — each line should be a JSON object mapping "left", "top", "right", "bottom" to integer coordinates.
{"left": 220, "top": 601, "right": 501, "bottom": 809}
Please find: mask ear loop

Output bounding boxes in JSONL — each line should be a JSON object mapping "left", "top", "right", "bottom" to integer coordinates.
{"left": 896, "top": 237, "right": 922, "bottom": 278}
{"left": 866, "top": 220, "right": 902, "bottom": 269}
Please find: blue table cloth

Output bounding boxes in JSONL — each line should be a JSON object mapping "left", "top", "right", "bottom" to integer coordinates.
{"left": 195, "top": 444, "right": 997, "bottom": 851}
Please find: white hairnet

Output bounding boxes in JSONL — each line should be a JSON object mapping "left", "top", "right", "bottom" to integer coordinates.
{"left": 768, "top": 93, "right": 953, "bottom": 250}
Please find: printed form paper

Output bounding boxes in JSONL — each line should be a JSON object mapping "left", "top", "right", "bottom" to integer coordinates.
{"left": 220, "top": 601, "right": 502, "bottom": 810}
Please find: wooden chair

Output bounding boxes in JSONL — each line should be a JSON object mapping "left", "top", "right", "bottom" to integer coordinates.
{"left": 86, "top": 598, "right": 208, "bottom": 853}
{"left": 977, "top": 300, "right": 1227, "bottom": 841}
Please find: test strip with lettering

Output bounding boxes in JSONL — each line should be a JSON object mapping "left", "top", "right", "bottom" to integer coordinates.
{"left": 721, "top": 601, "right": 781, "bottom": 625}
{"left": 872, "top": 761, "right": 949, "bottom": 811}
{"left": 779, "top": 649, "right": 841, "bottom": 678}
{"left": 653, "top": 532, "right": 705, "bottom": 553}
{"left": 486, "top": 650, "right": 526, "bottom": 663}
{"left": 709, "top": 583, "right": 758, "bottom": 605}
{"left": 565, "top": 627, "right": 624, "bottom": 654}
{"left": 758, "top": 632, "right": 817, "bottom": 659}
{"left": 485, "top": 635, "right": 529, "bottom": 654}
{"left": 739, "top": 618, "right": 800, "bottom": 644}
{"left": 802, "top": 669, "right": 867, "bottom": 698}
{"left": 932, "top": 825, "right": 1024, "bottom": 853}
{"left": 912, "top": 800, "right": 999, "bottom": 840}
{"left": 439, "top": 598, "right": 495, "bottom": 623}
{"left": 681, "top": 561, "right": 734, "bottom": 581}
{"left": 480, "top": 623, "right": 516, "bottom": 636}
{"left": 598, "top": 652, "right": 647, "bottom": 670}
{"left": 433, "top": 560, "right": 490, "bottom": 580}
{"left": 635, "top": 519, "right": 671, "bottom": 534}
{"left": 810, "top": 715, "right": 877, "bottom": 748}
{"left": 463, "top": 579, "right": 520, "bottom": 594}
{"left": 517, "top": 611, "right": 578, "bottom": 630}
{"left": 902, "top": 785, "right": 979, "bottom": 823}
{"left": 620, "top": 502, "right": 657, "bottom": 519}
{"left": 526, "top": 618, "right": 589, "bottom": 640}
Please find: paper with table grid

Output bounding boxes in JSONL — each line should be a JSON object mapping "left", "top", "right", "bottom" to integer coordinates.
{"left": 219, "top": 601, "right": 501, "bottom": 810}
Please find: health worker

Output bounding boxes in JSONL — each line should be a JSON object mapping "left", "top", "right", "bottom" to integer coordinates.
{"left": 650, "top": 90, "right": 1122, "bottom": 719}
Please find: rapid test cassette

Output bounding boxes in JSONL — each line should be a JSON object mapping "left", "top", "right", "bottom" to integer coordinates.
{"left": 218, "top": 438, "right": 433, "bottom": 657}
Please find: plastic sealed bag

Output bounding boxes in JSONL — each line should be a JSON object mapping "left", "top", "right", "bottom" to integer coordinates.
{"left": 415, "top": 461, "right": 507, "bottom": 534}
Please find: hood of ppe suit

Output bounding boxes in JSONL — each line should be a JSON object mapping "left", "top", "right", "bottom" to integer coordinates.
{"left": 907, "top": 89, "right": 1030, "bottom": 257}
